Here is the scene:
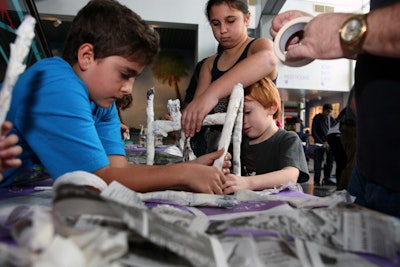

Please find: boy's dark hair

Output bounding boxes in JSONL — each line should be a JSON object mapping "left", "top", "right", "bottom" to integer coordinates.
{"left": 62, "top": 0, "right": 159, "bottom": 66}
{"left": 323, "top": 103, "right": 333, "bottom": 111}
{"left": 205, "top": 0, "right": 249, "bottom": 21}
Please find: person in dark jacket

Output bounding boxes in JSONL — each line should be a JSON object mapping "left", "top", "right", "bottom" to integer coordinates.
{"left": 311, "top": 103, "right": 335, "bottom": 186}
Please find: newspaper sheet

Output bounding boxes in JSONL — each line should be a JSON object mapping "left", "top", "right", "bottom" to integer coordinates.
{"left": 1, "top": 179, "right": 399, "bottom": 267}
{"left": 53, "top": 183, "right": 228, "bottom": 267}
{"left": 206, "top": 203, "right": 400, "bottom": 262}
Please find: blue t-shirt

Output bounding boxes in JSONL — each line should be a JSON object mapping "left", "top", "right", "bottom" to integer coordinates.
{"left": 1, "top": 57, "right": 125, "bottom": 187}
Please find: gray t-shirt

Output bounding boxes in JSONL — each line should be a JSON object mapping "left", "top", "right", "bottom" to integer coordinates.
{"left": 241, "top": 128, "right": 310, "bottom": 183}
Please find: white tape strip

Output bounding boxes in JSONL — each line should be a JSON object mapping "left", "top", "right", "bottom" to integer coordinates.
{"left": 273, "top": 16, "right": 314, "bottom": 67}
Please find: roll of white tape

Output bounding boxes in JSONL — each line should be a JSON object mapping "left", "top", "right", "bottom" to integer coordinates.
{"left": 273, "top": 16, "right": 314, "bottom": 67}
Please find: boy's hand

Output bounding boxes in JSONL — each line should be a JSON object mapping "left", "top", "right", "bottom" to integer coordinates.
{"left": 222, "top": 173, "right": 250, "bottom": 195}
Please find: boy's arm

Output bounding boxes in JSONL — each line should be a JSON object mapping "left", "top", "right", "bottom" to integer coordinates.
{"left": 94, "top": 158, "right": 226, "bottom": 194}
{"left": 95, "top": 148, "right": 230, "bottom": 194}
{"left": 222, "top": 167, "right": 299, "bottom": 195}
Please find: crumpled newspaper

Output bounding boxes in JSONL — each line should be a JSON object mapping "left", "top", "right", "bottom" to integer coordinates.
{"left": 2, "top": 205, "right": 127, "bottom": 267}
{"left": 54, "top": 171, "right": 108, "bottom": 192}
{"left": 235, "top": 183, "right": 356, "bottom": 209}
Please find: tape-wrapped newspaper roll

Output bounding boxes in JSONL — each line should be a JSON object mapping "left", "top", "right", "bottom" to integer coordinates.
{"left": 273, "top": 16, "right": 314, "bottom": 67}
{"left": 53, "top": 171, "right": 108, "bottom": 192}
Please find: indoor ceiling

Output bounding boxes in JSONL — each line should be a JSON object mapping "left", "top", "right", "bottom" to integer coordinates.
{"left": 39, "top": 6, "right": 346, "bottom": 104}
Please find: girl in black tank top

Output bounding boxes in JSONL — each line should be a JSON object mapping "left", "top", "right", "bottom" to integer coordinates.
{"left": 185, "top": 0, "right": 278, "bottom": 157}
{"left": 211, "top": 39, "right": 257, "bottom": 113}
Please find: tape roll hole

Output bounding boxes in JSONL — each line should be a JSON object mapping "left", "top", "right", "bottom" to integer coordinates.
{"left": 273, "top": 16, "right": 314, "bottom": 67}
{"left": 279, "top": 24, "right": 307, "bottom": 54}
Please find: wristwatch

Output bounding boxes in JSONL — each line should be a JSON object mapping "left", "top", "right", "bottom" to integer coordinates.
{"left": 339, "top": 14, "right": 368, "bottom": 54}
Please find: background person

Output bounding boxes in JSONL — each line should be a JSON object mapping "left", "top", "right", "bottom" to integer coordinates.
{"left": 327, "top": 108, "right": 347, "bottom": 190}
{"left": 311, "top": 103, "right": 335, "bottom": 186}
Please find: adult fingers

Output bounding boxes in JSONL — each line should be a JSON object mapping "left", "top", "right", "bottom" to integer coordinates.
{"left": 271, "top": 10, "right": 312, "bottom": 39}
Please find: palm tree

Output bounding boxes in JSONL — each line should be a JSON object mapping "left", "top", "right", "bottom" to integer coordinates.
{"left": 151, "top": 50, "right": 190, "bottom": 103}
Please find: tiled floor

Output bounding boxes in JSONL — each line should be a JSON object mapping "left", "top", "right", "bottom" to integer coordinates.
{"left": 300, "top": 158, "right": 337, "bottom": 197}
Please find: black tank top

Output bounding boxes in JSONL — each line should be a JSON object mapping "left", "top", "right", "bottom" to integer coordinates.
{"left": 211, "top": 38, "right": 257, "bottom": 82}
{"left": 210, "top": 38, "right": 257, "bottom": 113}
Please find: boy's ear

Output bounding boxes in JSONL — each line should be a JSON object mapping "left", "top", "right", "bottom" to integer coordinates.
{"left": 77, "top": 43, "right": 95, "bottom": 70}
{"left": 269, "top": 103, "right": 278, "bottom": 115}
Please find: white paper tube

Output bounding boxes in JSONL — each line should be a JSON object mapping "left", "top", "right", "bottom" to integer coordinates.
{"left": 213, "top": 84, "right": 243, "bottom": 170}
{"left": 273, "top": 16, "right": 314, "bottom": 67}
{"left": 146, "top": 88, "right": 155, "bottom": 165}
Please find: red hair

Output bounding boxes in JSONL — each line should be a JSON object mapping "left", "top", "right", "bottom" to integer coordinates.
{"left": 244, "top": 77, "right": 281, "bottom": 119}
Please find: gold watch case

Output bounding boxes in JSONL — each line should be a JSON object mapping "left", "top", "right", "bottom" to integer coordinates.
{"left": 339, "top": 14, "right": 368, "bottom": 54}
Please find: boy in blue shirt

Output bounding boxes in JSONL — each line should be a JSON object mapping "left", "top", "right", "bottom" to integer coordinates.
{"left": 2, "top": 0, "right": 228, "bottom": 194}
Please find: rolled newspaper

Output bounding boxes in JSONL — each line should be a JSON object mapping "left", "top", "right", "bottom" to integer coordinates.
{"left": 0, "top": 15, "right": 36, "bottom": 129}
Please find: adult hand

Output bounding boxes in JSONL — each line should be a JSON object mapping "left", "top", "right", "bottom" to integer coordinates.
{"left": 286, "top": 13, "right": 354, "bottom": 60}
{"left": 0, "top": 121, "right": 22, "bottom": 181}
{"left": 270, "top": 10, "right": 354, "bottom": 61}
{"left": 271, "top": 11, "right": 354, "bottom": 61}
{"left": 181, "top": 91, "right": 218, "bottom": 137}
{"left": 193, "top": 148, "right": 232, "bottom": 175}
{"left": 270, "top": 10, "right": 311, "bottom": 38}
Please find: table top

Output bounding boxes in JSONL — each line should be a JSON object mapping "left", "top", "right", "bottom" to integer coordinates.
{"left": 0, "top": 179, "right": 399, "bottom": 267}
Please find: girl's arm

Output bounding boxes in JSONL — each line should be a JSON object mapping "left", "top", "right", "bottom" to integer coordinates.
{"left": 182, "top": 38, "right": 278, "bottom": 137}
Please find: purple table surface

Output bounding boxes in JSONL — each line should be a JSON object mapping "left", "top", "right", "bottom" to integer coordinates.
{"left": 0, "top": 178, "right": 54, "bottom": 201}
